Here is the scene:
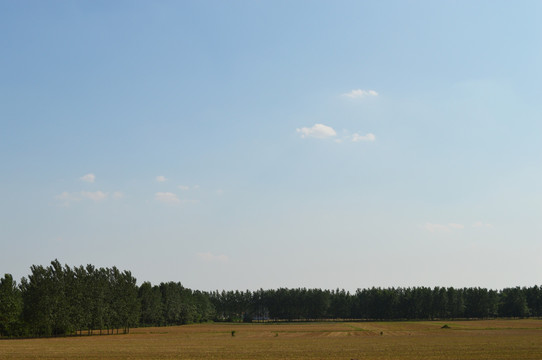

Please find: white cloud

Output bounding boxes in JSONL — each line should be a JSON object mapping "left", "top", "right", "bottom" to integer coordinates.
{"left": 80, "top": 173, "right": 96, "bottom": 183}
{"left": 156, "top": 176, "right": 167, "bottom": 182}
{"left": 81, "top": 191, "right": 107, "bottom": 202}
{"left": 56, "top": 192, "right": 81, "bottom": 206}
{"left": 342, "top": 89, "right": 379, "bottom": 98}
{"left": 56, "top": 192, "right": 79, "bottom": 201}
{"left": 297, "top": 125, "right": 376, "bottom": 143}
{"left": 56, "top": 190, "right": 107, "bottom": 206}
{"left": 181, "top": 199, "right": 200, "bottom": 205}
{"left": 423, "top": 222, "right": 464, "bottom": 232}
{"left": 472, "top": 221, "right": 493, "bottom": 228}
{"left": 112, "top": 191, "right": 124, "bottom": 199}
{"left": 423, "top": 223, "right": 450, "bottom": 232}
{"left": 350, "top": 133, "right": 376, "bottom": 142}
{"left": 196, "top": 252, "right": 229, "bottom": 264}
{"left": 179, "top": 184, "right": 201, "bottom": 191}
{"left": 155, "top": 192, "right": 179, "bottom": 204}
{"left": 296, "top": 124, "right": 337, "bottom": 139}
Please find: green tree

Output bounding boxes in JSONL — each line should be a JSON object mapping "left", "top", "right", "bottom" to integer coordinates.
{"left": 139, "top": 282, "right": 163, "bottom": 326}
{"left": 160, "top": 282, "right": 184, "bottom": 325}
{"left": 499, "top": 287, "right": 529, "bottom": 318}
{"left": 109, "top": 267, "right": 140, "bottom": 334}
{"left": 21, "top": 264, "right": 53, "bottom": 336}
{"left": 0, "top": 274, "right": 23, "bottom": 337}
{"left": 525, "top": 285, "right": 542, "bottom": 317}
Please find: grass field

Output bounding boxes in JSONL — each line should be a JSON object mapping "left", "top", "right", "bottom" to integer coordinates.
{"left": 1, "top": 319, "right": 542, "bottom": 359}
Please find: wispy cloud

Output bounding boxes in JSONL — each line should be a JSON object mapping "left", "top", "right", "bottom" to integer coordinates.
{"left": 80, "top": 173, "right": 96, "bottom": 183}
{"left": 81, "top": 191, "right": 107, "bottom": 202}
{"left": 182, "top": 199, "right": 200, "bottom": 205}
{"left": 296, "top": 124, "right": 337, "bottom": 139}
{"left": 472, "top": 221, "right": 493, "bottom": 228}
{"left": 297, "top": 124, "right": 376, "bottom": 143}
{"left": 350, "top": 133, "right": 376, "bottom": 142}
{"left": 56, "top": 190, "right": 107, "bottom": 206}
{"left": 423, "top": 222, "right": 464, "bottom": 232}
{"left": 156, "top": 176, "right": 167, "bottom": 183}
{"left": 196, "top": 252, "right": 229, "bottom": 264}
{"left": 342, "top": 89, "right": 378, "bottom": 98}
{"left": 112, "top": 191, "right": 124, "bottom": 199}
{"left": 155, "top": 192, "right": 179, "bottom": 204}
{"left": 178, "top": 184, "right": 200, "bottom": 191}
{"left": 56, "top": 192, "right": 81, "bottom": 206}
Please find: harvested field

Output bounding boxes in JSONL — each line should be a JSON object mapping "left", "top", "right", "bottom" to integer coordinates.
{"left": 1, "top": 319, "right": 542, "bottom": 359}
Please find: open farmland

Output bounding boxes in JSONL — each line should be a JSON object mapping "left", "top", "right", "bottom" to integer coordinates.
{"left": 1, "top": 319, "right": 542, "bottom": 359}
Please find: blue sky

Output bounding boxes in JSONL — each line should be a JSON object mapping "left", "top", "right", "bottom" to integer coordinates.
{"left": 1, "top": 1, "right": 541, "bottom": 291}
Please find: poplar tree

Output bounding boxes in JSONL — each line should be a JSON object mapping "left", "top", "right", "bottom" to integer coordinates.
{"left": 0, "top": 274, "right": 22, "bottom": 337}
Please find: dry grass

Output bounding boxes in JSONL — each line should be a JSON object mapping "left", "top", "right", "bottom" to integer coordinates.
{"left": 1, "top": 319, "right": 542, "bottom": 359}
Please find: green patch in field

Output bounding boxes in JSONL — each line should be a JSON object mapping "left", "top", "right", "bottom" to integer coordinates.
{"left": 345, "top": 324, "right": 369, "bottom": 331}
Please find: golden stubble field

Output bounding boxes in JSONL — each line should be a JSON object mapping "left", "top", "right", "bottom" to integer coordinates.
{"left": 1, "top": 319, "right": 542, "bottom": 360}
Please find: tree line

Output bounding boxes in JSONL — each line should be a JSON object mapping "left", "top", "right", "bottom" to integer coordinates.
{"left": 0, "top": 260, "right": 213, "bottom": 337}
{"left": 209, "top": 286, "right": 542, "bottom": 322}
{"left": 1, "top": 260, "right": 542, "bottom": 337}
